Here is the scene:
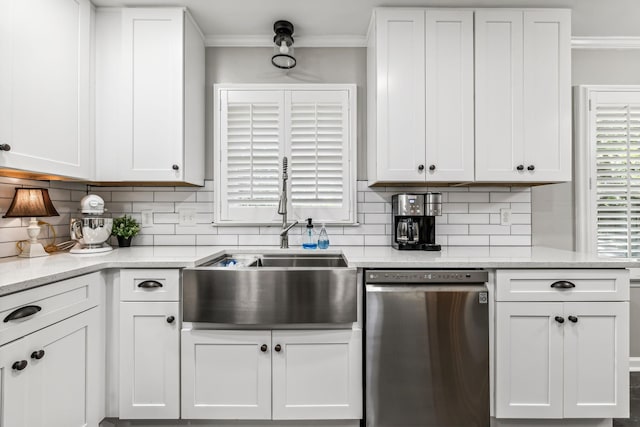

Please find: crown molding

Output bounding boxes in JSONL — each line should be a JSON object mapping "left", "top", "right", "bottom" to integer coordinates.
{"left": 205, "top": 34, "right": 367, "bottom": 48}
{"left": 571, "top": 36, "right": 640, "bottom": 49}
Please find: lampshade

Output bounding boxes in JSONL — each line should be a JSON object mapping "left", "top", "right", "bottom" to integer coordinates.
{"left": 3, "top": 188, "right": 60, "bottom": 218}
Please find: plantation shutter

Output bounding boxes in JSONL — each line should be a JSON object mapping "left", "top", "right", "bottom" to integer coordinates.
{"left": 286, "top": 90, "right": 353, "bottom": 223}
{"left": 590, "top": 91, "right": 640, "bottom": 257}
{"left": 219, "top": 90, "right": 284, "bottom": 222}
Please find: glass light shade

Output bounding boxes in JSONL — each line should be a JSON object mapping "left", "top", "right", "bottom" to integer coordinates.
{"left": 3, "top": 188, "right": 60, "bottom": 218}
{"left": 272, "top": 45, "right": 296, "bottom": 69}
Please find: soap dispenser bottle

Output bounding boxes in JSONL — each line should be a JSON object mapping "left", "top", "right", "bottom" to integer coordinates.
{"left": 302, "top": 218, "right": 317, "bottom": 249}
{"left": 318, "top": 223, "right": 330, "bottom": 249}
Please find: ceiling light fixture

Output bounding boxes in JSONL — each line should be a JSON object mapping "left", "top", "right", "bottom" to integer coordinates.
{"left": 272, "top": 20, "right": 296, "bottom": 69}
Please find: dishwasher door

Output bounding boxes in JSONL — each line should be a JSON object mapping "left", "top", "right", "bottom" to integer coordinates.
{"left": 366, "top": 282, "right": 489, "bottom": 427}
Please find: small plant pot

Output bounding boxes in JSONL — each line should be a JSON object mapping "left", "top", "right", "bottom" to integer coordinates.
{"left": 117, "top": 236, "right": 132, "bottom": 247}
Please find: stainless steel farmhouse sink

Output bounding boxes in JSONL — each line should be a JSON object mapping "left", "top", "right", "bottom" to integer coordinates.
{"left": 182, "top": 253, "right": 356, "bottom": 325}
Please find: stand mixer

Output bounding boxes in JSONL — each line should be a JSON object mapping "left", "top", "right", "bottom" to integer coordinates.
{"left": 69, "top": 194, "right": 113, "bottom": 254}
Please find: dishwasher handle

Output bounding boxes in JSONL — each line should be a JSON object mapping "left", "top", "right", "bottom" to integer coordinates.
{"left": 366, "top": 284, "right": 488, "bottom": 293}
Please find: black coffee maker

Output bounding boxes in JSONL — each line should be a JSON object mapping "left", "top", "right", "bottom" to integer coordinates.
{"left": 391, "top": 193, "right": 442, "bottom": 251}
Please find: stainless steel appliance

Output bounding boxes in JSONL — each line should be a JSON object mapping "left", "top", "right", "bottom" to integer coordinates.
{"left": 70, "top": 194, "right": 113, "bottom": 254}
{"left": 391, "top": 194, "right": 426, "bottom": 250}
{"left": 423, "top": 192, "right": 442, "bottom": 251}
{"left": 365, "top": 270, "right": 489, "bottom": 427}
{"left": 182, "top": 253, "right": 356, "bottom": 325}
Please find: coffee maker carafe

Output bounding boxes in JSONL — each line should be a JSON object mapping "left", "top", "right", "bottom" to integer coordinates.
{"left": 392, "top": 194, "right": 427, "bottom": 250}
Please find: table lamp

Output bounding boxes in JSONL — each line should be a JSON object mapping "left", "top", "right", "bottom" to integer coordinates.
{"left": 3, "top": 188, "right": 60, "bottom": 257}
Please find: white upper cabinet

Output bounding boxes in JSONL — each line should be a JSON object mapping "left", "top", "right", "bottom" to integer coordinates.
{"left": 475, "top": 9, "right": 571, "bottom": 182}
{"left": 425, "top": 10, "right": 475, "bottom": 182}
{"left": 95, "top": 7, "right": 205, "bottom": 185}
{"left": 368, "top": 9, "right": 426, "bottom": 183}
{"left": 368, "top": 8, "right": 474, "bottom": 184}
{"left": 0, "top": 0, "right": 92, "bottom": 179}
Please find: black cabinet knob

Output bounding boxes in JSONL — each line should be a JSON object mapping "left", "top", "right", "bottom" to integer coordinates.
{"left": 418, "top": 165, "right": 425, "bottom": 171}
{"left": 568, "top": 316, "right": 578, "bottom": 323}
{"left": 0, "top": 144, "right": 10, "bottom": 151}
{"left": 30, "top": 350, "right": 45, "bottom": 360}
{"left": 429, "top": 165, "right": 436, "bottom": 171}
{"left": 554, "top": 316, "right": 565, "bottom": 324}
{"left": 172, "top": 164, "right": 180, "bottom": 171}
{"left": 516, "top": 165, "right": 524, "bottom": 171}
{"left": 12, "top": 360, "right": 27, "bottom": 371}
{"left": 260, "top": 344, "right": 268, "bottom": 352}
{"left": 274, "top": 344, "right": 282, "bottom": 352}
{"left": 550, "top": 280, "right": 576, "bottom": 289}
{"left": 527, "top": 165, "right": 535, "bottom": 171}
{"left": 166, "top": 316, "right": 175, "bottom": 324}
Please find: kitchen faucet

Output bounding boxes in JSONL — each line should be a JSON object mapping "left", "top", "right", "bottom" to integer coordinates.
{"left": 278, "top": 157, "right": 298, "bottom": 249}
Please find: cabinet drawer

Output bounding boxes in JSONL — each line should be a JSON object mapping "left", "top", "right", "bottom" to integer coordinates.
{"left": 0, "top": 272, "right": 102, "bottom": 345}
{"left": 496, "top": 269, "right": 629, "bottom": 302}
{"left": 120, "top": 269, "right": 179, "bottom": 301}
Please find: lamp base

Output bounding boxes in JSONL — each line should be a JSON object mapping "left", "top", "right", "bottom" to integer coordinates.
{"left": 19, "top": 241, "right": 48, "bottom": 258}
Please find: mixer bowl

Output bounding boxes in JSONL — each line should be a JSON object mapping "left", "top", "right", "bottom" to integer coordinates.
{"left": 70, "top": 217, "right": 113, "bottom": 248}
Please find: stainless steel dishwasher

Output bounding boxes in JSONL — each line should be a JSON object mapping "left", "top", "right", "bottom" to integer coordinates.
{"left": 365, "top": 270, "right": 489, "bottom": 427}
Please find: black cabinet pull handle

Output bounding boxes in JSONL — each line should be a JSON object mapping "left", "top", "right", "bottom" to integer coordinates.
{"left": 516, "top": 165, "right": 524, "bottom": 171}
{"left": 418, "top": 164, "right": 425, "bottom": 171}
{"left": 0, "top": 144, "right": 10, "bottom": 151}
{"left": 137, "top": 280, "right": 163, "bottom": 289}
{"left": 527, "top": 165, "right": 535, "bottom": 171}
{"left": 274, "top": 344, "right": 282, "bottom": 352}
{"left": 429, "top": 164, "right": 436, "bottom": 171}
{"left": 554, "top": 316, "right": 565, "bottom": 324}
{"left": 4, "top": 305, "right": 41, "bottom": 323}
{"left": 260, "top": 344, "right": 268, "bottom": 352}
{"left": 31, "top": 350, "right": 45, "bottom": 360}
{"left": 172, "top": 164, "right": 180, "bottom": 170}
{"left": 550, "top": 280, "right": 576, "bottom": 289}
{"left": 12, "top": 360, "right": 27, "bottom": 371}
{"left": 568, "top": 316, "right": 578, "bottom": 323}
{"left": 166, "top": 316, "right": 175, "bottom": 324}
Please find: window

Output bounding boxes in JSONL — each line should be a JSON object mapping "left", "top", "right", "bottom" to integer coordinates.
{"left": 214, "top": 85, "right": 356, "bottom": 225}
{"left": 575, "top": 86, "right": 640, "bottom": 257}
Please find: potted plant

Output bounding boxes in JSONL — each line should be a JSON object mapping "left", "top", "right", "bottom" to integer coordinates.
{"left": 111, "top": 215, "right": 140, "bottom": 247}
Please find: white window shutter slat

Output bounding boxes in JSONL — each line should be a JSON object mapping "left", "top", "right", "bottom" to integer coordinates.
{"left": 216, "top": 86, "right": 355, "bottom": 225}
{"left": 591, "top": 92, "right": 640, "bottom": 257}
{"left": 286, "top": 90, "right": 353, "bottom": 223}
{"left": 219, "top": 90, "right": 284, "bottom": 222}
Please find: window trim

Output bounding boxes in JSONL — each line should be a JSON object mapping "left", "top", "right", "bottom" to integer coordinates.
{"left": 213, "top": 83, "right": 357, "bottom": 225}
{"left": 574, "top": 85, "right": 640, "bottom": 257}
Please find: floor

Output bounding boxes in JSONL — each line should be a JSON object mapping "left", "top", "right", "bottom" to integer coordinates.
{"left": 614, "top": 372, "right": 640, "bottom": 426}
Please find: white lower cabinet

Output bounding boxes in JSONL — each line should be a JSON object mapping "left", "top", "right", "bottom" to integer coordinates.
{"left": 496, "top": 301, "right": 629, "bottom": 419}
{"left": 0, "top": 308, "right": 102, "bottom": 427}
{"left": 119, "top": 301, "right": 180, "bottom": 419}
{"left": 181, "top": 329, "right": 272, "bottom": 419}
{"left": 181, "top": 328, "right": 363, "bottom": 421}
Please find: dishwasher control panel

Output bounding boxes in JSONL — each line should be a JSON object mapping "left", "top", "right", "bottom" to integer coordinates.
{"left": 366, "top": 270, "right": 488, "bottom": 284}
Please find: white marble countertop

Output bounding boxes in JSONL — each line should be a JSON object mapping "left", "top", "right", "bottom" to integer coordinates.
{"left": 0, "top": 245, "right": 637, "bottom": 296}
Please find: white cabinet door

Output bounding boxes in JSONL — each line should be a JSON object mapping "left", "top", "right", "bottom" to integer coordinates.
{"left": 272, "top": 329, "right": 362, "bottom": 420}
{"left": 475, "top": 10, "right": 524, "bottom": 182}
{"left": 425, "top": 10, "right": 474, "bottom": 182}
{"left": 27, "top": 308, "right": 102, "bottom": 427}
{"left": 563, "top": 302, "right": 629, "bottom": 418}
{"left": 119, "top": 8, "right": 185, "bottom": 182}
{"left": 181, "top": 329, "right": 272, "bottom": 420}
{"left": 119, "top": 302, "right": 179, "bottom": 419}
{"left": 522, "top": 10, "right": 571, "bottom": 182}
{"left": 373, "top": 9, "right": 426, "bottom": 182}
{"left": 0, "top": 336, "right": 29, "bottom": 426}
{"left": 0, "top": 0, "right": 92, "bottom": 179}
{"left": 496, "top": 302, "right": 564, "bottom": 419}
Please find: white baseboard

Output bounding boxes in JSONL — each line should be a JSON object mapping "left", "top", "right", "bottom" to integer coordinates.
{"left": 630, "top": 357, "right": 640, "bottom": 372}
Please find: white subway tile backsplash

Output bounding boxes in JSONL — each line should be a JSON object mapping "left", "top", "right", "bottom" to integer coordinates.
{"left": 0, "top": 179, "right": 533, "bottom": 258}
